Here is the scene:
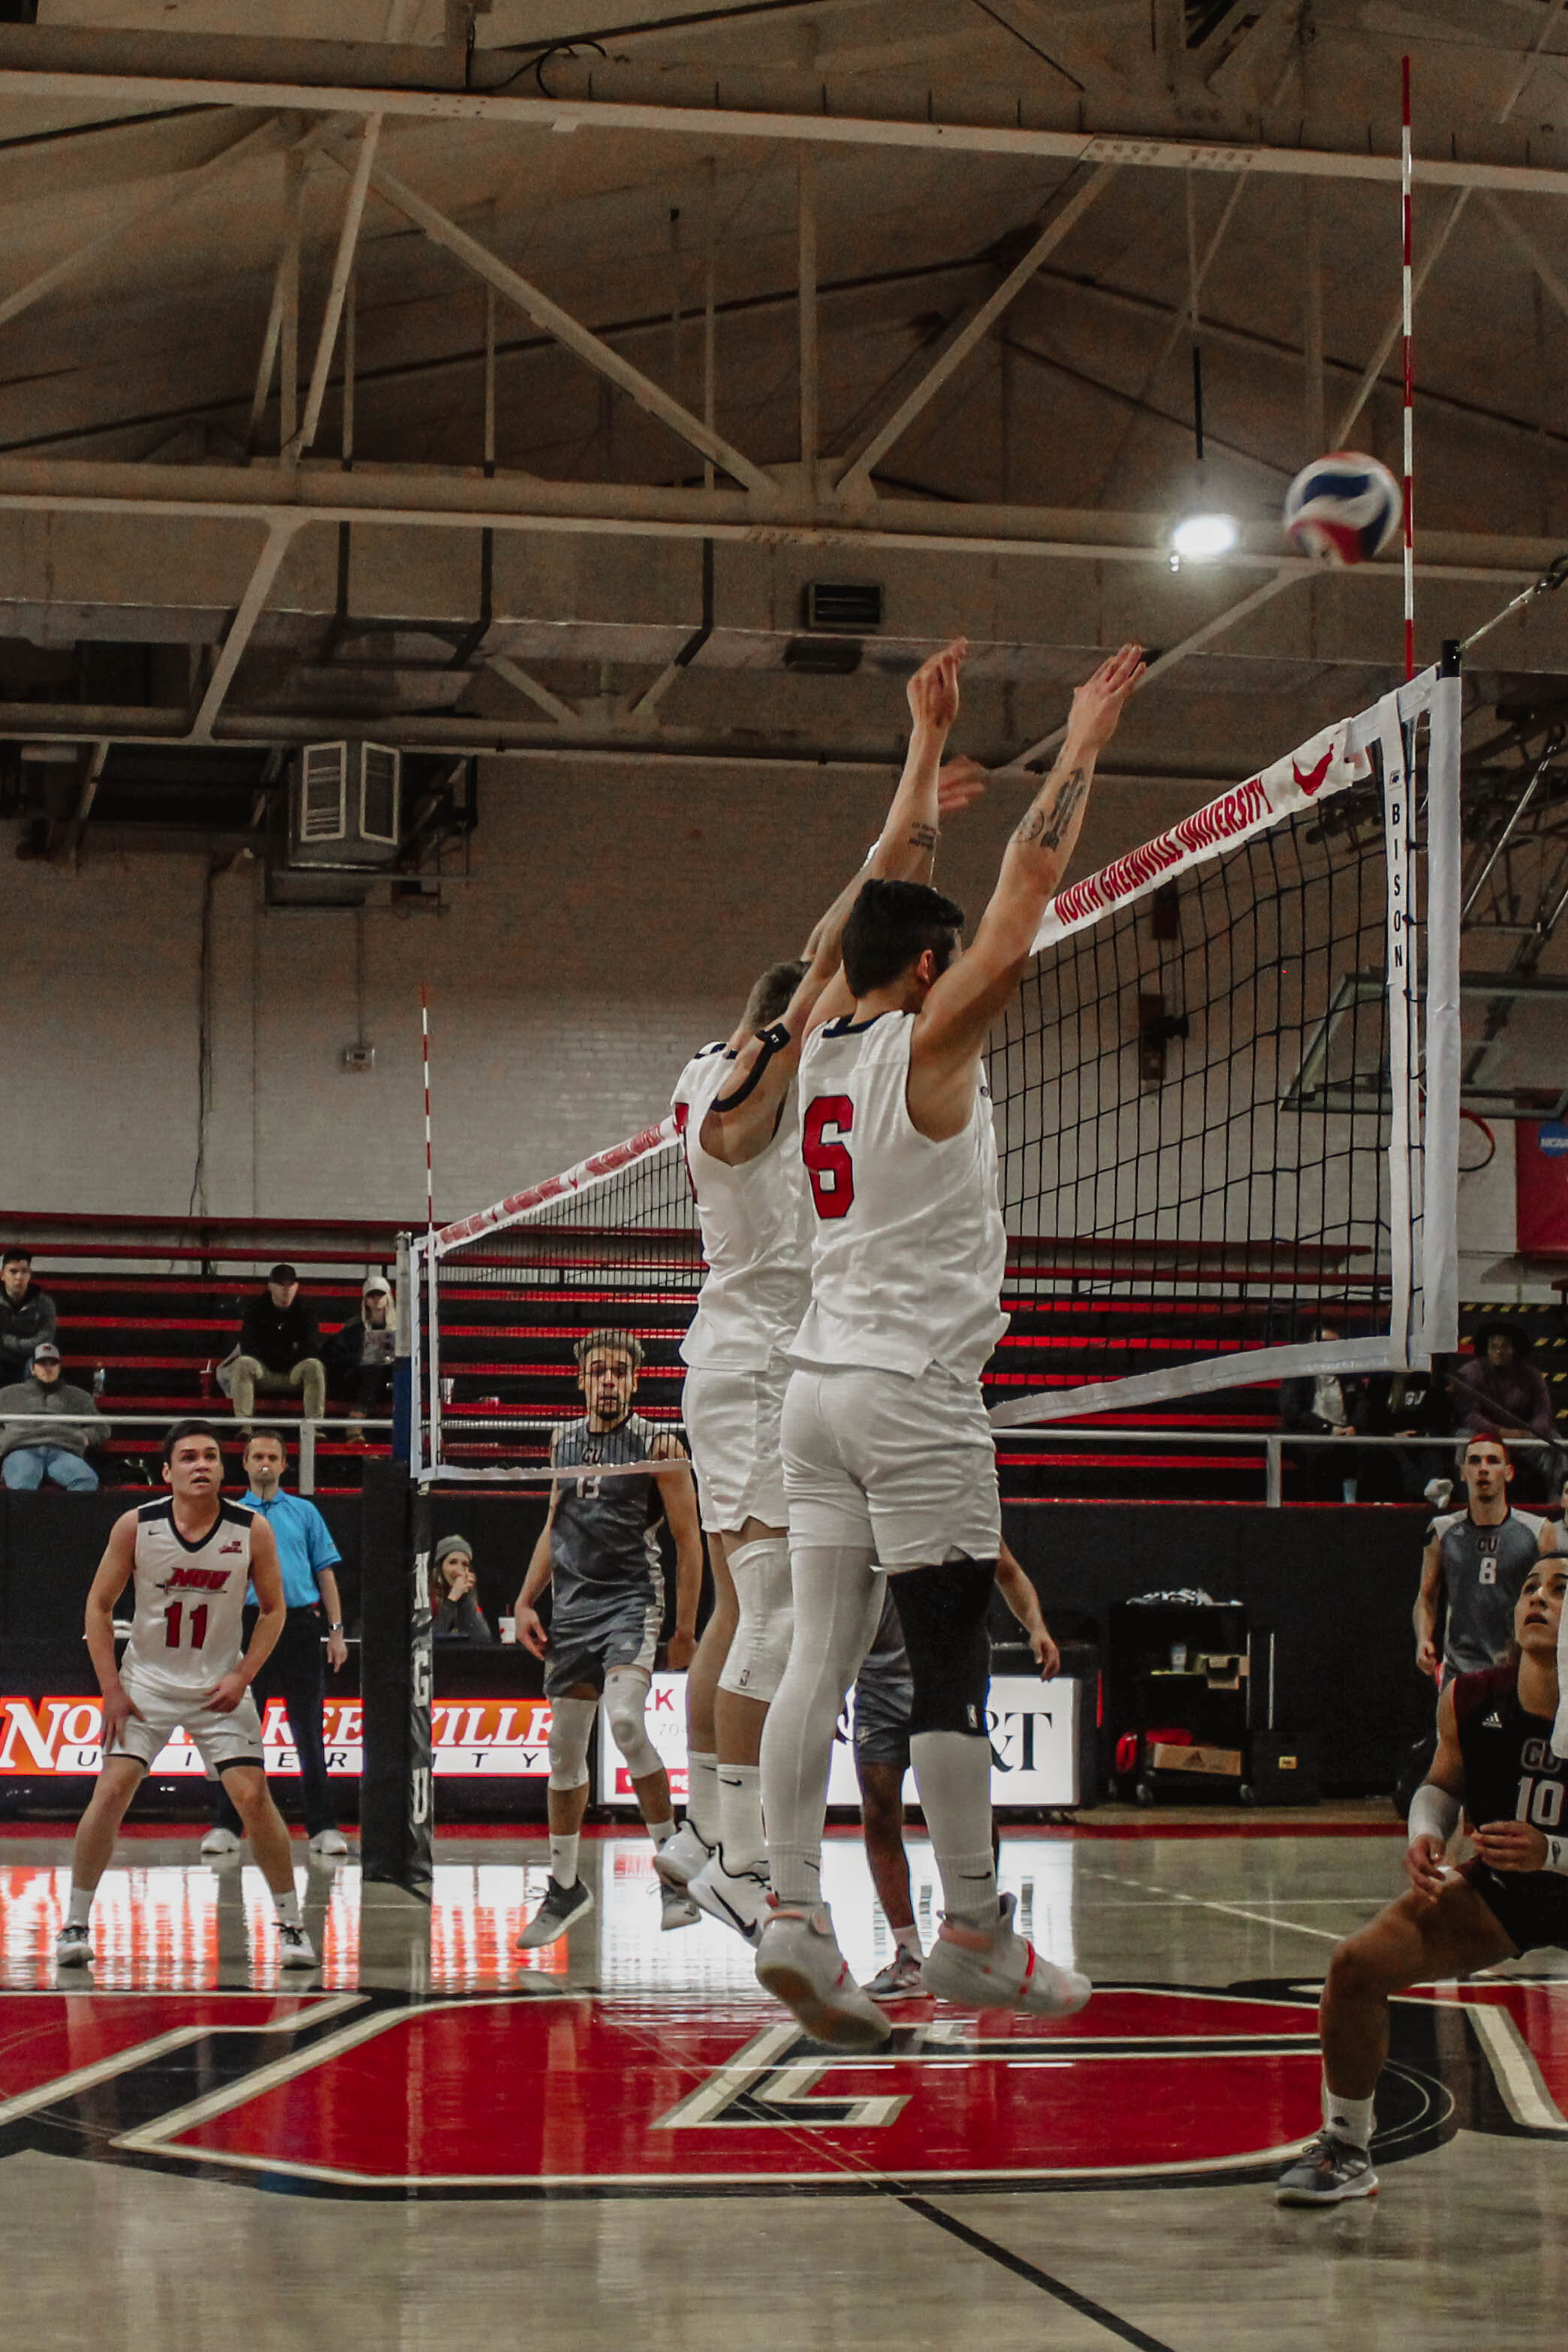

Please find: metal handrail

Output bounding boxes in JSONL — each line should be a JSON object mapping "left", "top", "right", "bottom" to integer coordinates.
{"left": 0, "top": 1411, "right": 394, "bottom": 1496}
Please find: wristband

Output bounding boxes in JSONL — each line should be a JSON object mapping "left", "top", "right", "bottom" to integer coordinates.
{"left": 1545, "top": 1834, "right": 1568, "bottom": 1876}
{"left": 327, "top": 1622, "right": 344, "bottom": 1633}
{"left": 1407, "top": 1782, "right": 1461, "bottom": 1847}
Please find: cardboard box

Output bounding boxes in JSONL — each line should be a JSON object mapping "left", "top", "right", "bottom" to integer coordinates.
{"left": 1149, "top": 1743, "right": 1244, "bottom": 1778}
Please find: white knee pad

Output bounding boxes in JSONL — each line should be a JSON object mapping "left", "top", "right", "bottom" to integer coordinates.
{"left": 547, "top": 1695, "right": 597, "bottom": 1791}
{"left": 603, "top": 1668, "right": 662, "bottom": 1780}
{"left": 719, "top": 1536, "right": 795, "bottom": 1704}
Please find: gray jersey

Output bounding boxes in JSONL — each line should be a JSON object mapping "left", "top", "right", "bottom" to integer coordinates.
{"left": 549, "top": 1413, "right": 665, "bottom": 1615}
{"left": 1430, "top": 1506, "right": 1546, "bottom": 1675}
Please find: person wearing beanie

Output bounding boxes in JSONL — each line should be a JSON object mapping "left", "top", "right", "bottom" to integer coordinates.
{"left": 431, "top": 1536, "right": 493, "bottom": 1644}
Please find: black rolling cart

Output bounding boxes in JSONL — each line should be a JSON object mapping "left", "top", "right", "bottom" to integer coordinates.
{"left": 1108, "top": 1596, "right": 1253, "bottom": 1805}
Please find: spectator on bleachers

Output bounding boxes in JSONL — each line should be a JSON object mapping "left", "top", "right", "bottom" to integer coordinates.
{"left": 1279, "top": 1320, "right": 1364, "bottom": 1501}
{"left": 431, "top": 1536, "right": 493, "bottom": 1643}
{"left": 325, "top": 1274, "right": 397, "bottom": 1427}
{"left": 1455, "top": 1321, "right": 1556, "bottom": 1444}
{"left": 230, "top": 1264, "right": 327, "bottom": 1425}
{"left": 0, "top": 1247, "right": 57, "bottom": 1379}
{"left": 0, "top": 1342, "right": 107, "bottom": 1491}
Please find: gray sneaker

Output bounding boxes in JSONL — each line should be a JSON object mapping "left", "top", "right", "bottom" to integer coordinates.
{"left": 864, "top": 1946, "right": 927, "bottom": 2001}
{"left": 921, "top": 1893, "right": 1092, "bottom": 2017}
{"left": 517, "top": 1876, "right": 596, "bottom": 1949}
{"left": 1275, "top": 2132, "right": 1379, "bottom": 2205}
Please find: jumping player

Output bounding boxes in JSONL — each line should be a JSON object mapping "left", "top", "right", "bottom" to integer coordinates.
{"left": 1277, "top": 1556, "right": 1568, "bottom": 2203}
{"left": 54, "top": 1419, "right": 315, "bottom": 1970}
{"left": 855, "top": 1541, "right": 1058, "bottom": 1996}
{"left": 514, "top": 1328, "right": 703, "bottom": 1946}
{"left": 752, "top": 641, "right": 1144, "bottom": 2048}
{"left": 662, "top": 645, "right": 986, "bottom": 1944}
{"left": 1414, "top": 1434, "right": 1557, "bottom": 1683}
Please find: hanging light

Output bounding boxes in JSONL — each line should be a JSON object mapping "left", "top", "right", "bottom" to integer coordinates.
{"left": 1169, "top": 510, "right": 1239, "bottom": 566}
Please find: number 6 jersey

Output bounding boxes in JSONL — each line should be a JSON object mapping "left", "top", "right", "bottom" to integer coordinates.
{"left": 790, "top": 1009, "right": 1007, "bottom": 1382}
{"left": 122, "top": 1496, "right": 257, "bottom": 1691}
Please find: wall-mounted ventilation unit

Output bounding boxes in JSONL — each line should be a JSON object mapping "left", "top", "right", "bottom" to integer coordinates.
{"left": 803, "top": 582, "right": 882, "bottom": 632}
{"left": 288, "top": 741, "right": 402, "bottom": 867}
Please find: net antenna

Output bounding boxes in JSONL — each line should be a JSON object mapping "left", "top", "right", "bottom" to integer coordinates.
{"left": 409, "top": 1116, "right": 696, "bottom": 1483}
{"left": 988, "top": 659, "right": 1461, "bottom": 1431}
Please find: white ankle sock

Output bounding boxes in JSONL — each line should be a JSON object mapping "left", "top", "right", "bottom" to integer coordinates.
{"left": 649, "top": 1815, "right": 677, "bottom": 1849}
{"left": 893, "top": 1922, "right": 923, "bottom": 1959}
{"left": 1322, "top": 2078, "right": 1374, "bottom": 2150}
{"left": 719, "top": 1762, "right": 766, "bottom": 1876}
{"left": 550, "top": 1832, "right": 580, "bottom": 1889}
{"left": 686, "top": 1747, "right": 721, "bottom": 1844}
{"left": 909, "top": 1729, "right": 1000, "bottom": 1927}
{"left": 67, "top": 1886, "right": 92, "bottom": 1929}
{"left": 273, "top": 1888, "right": 301, "bottom": 1931}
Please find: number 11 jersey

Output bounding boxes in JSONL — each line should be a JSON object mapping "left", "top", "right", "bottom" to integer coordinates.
{"left": 790, "top": 1009, "right": 1007, "bottom": 1382}
{"left": 122, "top": 1496, "right": 257, "bottom": 1693}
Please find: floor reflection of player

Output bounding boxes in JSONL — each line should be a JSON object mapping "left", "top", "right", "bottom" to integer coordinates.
{"left": 53, "top": 1419, "right": 315, "bottom": 1971}
{"left": 1277, "top": 1557, "right": 1568, "bottom": 2205}
{"left": 854, "top": 1542, "right": 1059, "bottom": 1997}
{"left": 513, "top": 1331, "right": 703, "bottom": 1949}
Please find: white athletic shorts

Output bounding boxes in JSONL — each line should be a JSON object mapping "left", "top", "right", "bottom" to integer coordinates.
{"left": 110, "top": 1665, "right": 264, "bottom": 1776}
{"left": 782, "top": 1361, "right": 1000, "bottom": 1569}
{"left": 683, "top": 1361, "right": 789, "bottom": 1534}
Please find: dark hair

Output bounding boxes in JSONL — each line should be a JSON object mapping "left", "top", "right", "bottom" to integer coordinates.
{"left": 842, "top": 879, "right": 964, "bottom": 998}
{"left": 243, "top": 1426, "right": 289, "bottom": 1457}
{"left": 574, "top": 1327, "right": 644, "bottom": 1370}
{"left": 743, "top": 958, "right": 808, "bottom": 1032}
{"left": 162, "top": 1417, "right": 224, "bottom": 1467}
{"left": 2, "top": 1247, "right": 31, "bottom": 1268}
{"left": 1473, "top": 1319, "right": 1527, "bottom": 1356}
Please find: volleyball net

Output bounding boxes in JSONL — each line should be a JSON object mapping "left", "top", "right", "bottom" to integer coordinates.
{"left": 410, "top": 662, "right": 1460, "bottom": 1477}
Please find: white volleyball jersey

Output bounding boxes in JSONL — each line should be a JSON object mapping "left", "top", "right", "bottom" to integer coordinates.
{"left": 790, "top": 1009, "right": 1008, "bottom": 1381}
{"left": 672, "top": 1042, "right": 813, "bottom": 1372}
{"left": 122, "top": 1497, "right": 256, "bottom": 1689}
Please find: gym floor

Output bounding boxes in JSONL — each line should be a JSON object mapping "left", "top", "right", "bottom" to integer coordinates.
{"left": 1, "top": 1815, "right": 1563, "bottom": 2352}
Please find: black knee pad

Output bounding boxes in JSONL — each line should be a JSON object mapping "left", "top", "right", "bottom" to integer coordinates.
{"left": 890, "top": 1558, "right": 995, "bottom": 1739}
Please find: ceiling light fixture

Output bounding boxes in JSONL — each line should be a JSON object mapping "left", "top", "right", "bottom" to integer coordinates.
{"left": 1168, "top": 511, "right": 1238, "bottom": 569}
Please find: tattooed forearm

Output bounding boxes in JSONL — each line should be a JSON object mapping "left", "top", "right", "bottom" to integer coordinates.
{"left": 1015, "top": 765, "right": 1088, "bottom": 852}
{"left": 907, "top": 822, "right": 939, "bottom": 852}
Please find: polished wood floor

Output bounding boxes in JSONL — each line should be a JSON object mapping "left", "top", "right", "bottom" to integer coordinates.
{"left": 2, "top": 1818, "right": 1564, "bottom": 2351}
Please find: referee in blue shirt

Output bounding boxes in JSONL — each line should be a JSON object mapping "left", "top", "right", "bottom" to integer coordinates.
{"left": 202, "top": 1428, "right": 351, "bottom": 1859}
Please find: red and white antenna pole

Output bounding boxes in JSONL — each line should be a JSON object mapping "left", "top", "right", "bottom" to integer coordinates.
{"left": 420, "top": 983, "right": 435, "bottom": 1233}
{"left": 1401, "top": 55, "right": 1416, "bottom": 682}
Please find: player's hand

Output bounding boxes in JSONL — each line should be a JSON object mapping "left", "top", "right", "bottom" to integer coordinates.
{"left": 665, "top": 1627, "right": 696, "bottom": 1673}
{"left": 448, "top": 1563, "right": 477, "bottom": 1600}
{"left": 98, "top": 1684, "right": 143, "bottom": 1751}
{"left": 1472, "top": 1818, "right": 1549, "bottom": 1874}
{"left": 205, "top": 1670, "right": 249, "bottom": 1716}
{"left": 1065, "top": 643, "right": 1144, "bottom": 755}
{"left": 906, "top": 638, "right": 968, "bottom": 734}
{"left": 1404, "top": 1832, "right": 1449, "bottom": 1901}
{"left": 1415, "top": 1636, "right": 1440, "bottom": 1679}
{"left": 326, "top": 1629, "right": 348, "bottom": 1672}
{"left": 515, "top": 1606, "right": 548, "bottom": 1660}
{"left": 1030, "top": 1624, "right": 1060, "bottom": 1680}
{"left": 936, "top": 754, "right": 988, "bottom": 819}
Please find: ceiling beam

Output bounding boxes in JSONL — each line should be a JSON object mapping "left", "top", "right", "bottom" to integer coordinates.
{"left": 188, "top": 519, "right": 303, "bottom": 740}
{"left": 2, "top": 32, "right": 1568, "bottom": 197}
{"left": 361, "top": 157, "right": 776, "bottom": 493}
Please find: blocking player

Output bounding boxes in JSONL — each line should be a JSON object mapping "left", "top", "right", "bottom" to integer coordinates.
{"left": 1414, "top": 1435, "right": 1558, "bottom": 1683}
{"left": 1277, "top": 1556, "right": 1568, "bottom": 2204}
{"left": 855, "top": 1542, "right": 1058, "bottom": 1996}
{"left": 752, "top": 641, "right": 1144, "bottom": 2048}
{"left": 663, "top": 646, "right": 987, "bottom": 1944}
{"left": 513, "top": 1328, "right": 703, "bottom": 1946}
{"left": 54, "top": 1419, "right": 315, "bottom": 1970}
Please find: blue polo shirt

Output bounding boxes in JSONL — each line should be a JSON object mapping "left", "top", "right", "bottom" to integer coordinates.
{"left": 242, "top": 1488, "right": 342, "bottom": 1609}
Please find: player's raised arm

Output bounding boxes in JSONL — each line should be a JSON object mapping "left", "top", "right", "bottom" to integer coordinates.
{"left": 704, "top": 641, "right": 972, "bottom": 1161}
{"left": 912, "top": 645, "right": 1144, "bottom": 1093}
{"left": 83, "top": 1512, "right": 142, "bottom": 1750}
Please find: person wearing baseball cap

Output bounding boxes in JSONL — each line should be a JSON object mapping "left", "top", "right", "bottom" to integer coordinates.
{"left": 0, "top": 1341, "right": 110, "bottom": 1490}
{"left": 230, "top": 1265, "right": 327, "bottom": 1427}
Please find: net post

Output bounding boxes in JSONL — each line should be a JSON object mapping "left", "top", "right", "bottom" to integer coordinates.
{"left": 1265, "top": 1434, "right": 1283, "bottom": 1509}
{"left": 360, "top": 1458, "right": 433, "bottom": 1895}
{"left": 298, "top": 1416, "right": 316, "bottom": 1497}
{"left": 392, "top": 1229, "right": 413, "bottom": 1467}
{"left": 1420, "top": 641, "right": 1464, "bottom": 1358}
{"left": 1377, "top": 692, "right": 1416, "bottom": 1364}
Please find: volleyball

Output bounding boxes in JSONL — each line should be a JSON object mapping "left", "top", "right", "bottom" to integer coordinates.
{"left": 1283, "top": 451, "right": 1404, "bottom": 565}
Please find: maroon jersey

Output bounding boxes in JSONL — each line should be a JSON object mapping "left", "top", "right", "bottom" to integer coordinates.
{"left": 1452, "top": 1660, "right": 1568, "bottom": 1952}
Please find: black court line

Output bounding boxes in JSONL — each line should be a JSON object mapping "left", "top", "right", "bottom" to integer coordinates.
{"left": 900, "top": 2195, "right": 1181, "bottom": 2352}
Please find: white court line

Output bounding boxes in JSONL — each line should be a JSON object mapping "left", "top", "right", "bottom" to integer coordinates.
{"left": 0, "top": 1993, "right": 362, "bottom": 2127}
{"left": 1464, "top": 2004, "right": 1568, "bottom": 2132}
{"left": 1081, "top": 1868, "right": 1345, "bottom": 1943}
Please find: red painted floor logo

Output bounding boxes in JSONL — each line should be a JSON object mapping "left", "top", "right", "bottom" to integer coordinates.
{"left": 4, "top": 1980, "right": 1562, "bottom": 2195}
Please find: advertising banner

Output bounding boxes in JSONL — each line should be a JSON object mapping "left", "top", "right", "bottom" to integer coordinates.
{"left": 0, "top": 1695, "right": 557, "bottom": 1779}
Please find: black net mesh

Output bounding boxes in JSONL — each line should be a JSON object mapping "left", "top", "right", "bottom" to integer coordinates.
{"left": 989, "top": 731, "right": 1425, "bottom": 1423}
{"left": 420, "top": 1124, "right": 698, "bottom": 1479}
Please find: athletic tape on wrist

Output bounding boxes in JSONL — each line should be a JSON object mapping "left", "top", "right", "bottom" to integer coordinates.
{"left": 1545, "top": 1834, "right": 1568, "bottom": 1876}
{"left": 1407, "top": 1781, "right": 1461, "bottom": 1848}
